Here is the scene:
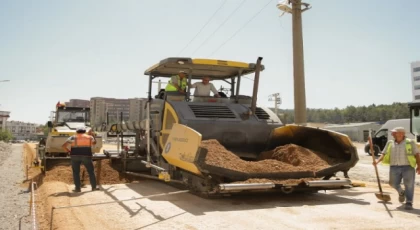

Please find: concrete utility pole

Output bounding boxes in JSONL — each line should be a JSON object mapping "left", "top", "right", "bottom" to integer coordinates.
{"left": 277, "top": 0, "right": 311, "bottom": 125}
{"left": 268, "top": 93, "right": 282, "bottom": 117}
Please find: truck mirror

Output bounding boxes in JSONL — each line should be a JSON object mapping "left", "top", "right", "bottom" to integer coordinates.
{"left": 47, "top": 121, "right": 53, "bottom": 128}
{"left": 415, "top": 108, "right": 420, "bottom": 117}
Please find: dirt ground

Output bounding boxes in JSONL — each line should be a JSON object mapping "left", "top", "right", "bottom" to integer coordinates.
{"left": 24, "top": 142, "right": 420, "bottom": 229}
{"left": 35, "top": 180, "right": 420, "bottom": 230}
{"left": 21, "top": 143, "right": 131, "bottom": 229}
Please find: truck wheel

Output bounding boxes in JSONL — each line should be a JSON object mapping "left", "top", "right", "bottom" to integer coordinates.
{"left": 364, "top": 144, "right": 370, "bottom": 155}
{"left": 373, "top": 145, "right": 380, "bottom": 156}
{"left": 366, "top": 145, "right": 380, "bottom": 156}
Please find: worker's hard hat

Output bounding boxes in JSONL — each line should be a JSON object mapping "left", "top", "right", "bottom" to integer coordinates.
{"left": 76, "top": 126, "right": 86, "bottom": 132}
{"left": 391, "top": 127, "right": 405, "bottom": 133}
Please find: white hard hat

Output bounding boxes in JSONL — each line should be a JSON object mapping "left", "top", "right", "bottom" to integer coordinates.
{"left": 76, "top": 126, "right": 86, "bottom": 132}
{"left": 391, "top": 127, "right": 405, "bottom": 133}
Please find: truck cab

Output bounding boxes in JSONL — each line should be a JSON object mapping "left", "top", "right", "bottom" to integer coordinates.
{"left": 364, "top": 118, "right": 413, "bottom": 156}
{"left": 365, "top": 102, "right": 420, "bottom": 156}
{"left": 365, "top": 129, "right": 388, "bottom": 156}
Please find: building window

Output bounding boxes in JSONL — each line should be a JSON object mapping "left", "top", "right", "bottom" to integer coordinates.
{"left": 414, "top": 67, "right": 420, "bottom": 72}
{"left": 414, "top": 85, "right": 420, "bottom": 90}
{"left": 414, "top": 76, "right": 420, "bottom": 81}
{"left": 415, "top": 95, "right": 420, "bottom": 100}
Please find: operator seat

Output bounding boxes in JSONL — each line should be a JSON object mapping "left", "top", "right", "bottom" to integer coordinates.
{"left": 218, "top": 92, "right": 228, "bottom": 98}
{"left": 155, "top": 89, "right": 165, "bottom": 99}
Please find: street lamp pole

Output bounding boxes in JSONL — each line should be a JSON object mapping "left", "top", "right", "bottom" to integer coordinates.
{"left": 268, "top": 93, "right": 282, "bottom": 117}
{"left": 277, "top": 0, "right": 311, "bottom": 125}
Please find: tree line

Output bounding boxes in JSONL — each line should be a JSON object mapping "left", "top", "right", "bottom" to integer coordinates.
{"left": 0, "top": 130, "right": 13, "bottom": 142}
{"left": 275, "top": 102, "right": 410, "bottom": 124}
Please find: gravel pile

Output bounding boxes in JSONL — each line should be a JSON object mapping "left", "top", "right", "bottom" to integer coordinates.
{"left": 202, "top": 139, "right": 339, "bottom": 173}
{"left": 0, "top": 142, "right": 32, "bottom": 230}
{"left": 259, "top": 144, "right": 343, "bottom": 169}
{"left": 44, "top": 159, "right": 135, "bottom": 185}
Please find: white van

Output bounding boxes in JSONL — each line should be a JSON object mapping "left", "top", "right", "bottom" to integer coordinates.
{"left": 364, "top": 119, "right": 414, "bottom": 155}
{"left": 381, "top": 119, "right": 414, "bottom": 140}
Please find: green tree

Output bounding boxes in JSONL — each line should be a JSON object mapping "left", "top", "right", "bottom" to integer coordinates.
{"left": 0, "top": 130, "right": 13, "bottom": 142}
{"left": 274, "top": 102, "right": 410, "bottom": 124}
{"left": 41, "top": 122, "right": 51, "bottom": 136}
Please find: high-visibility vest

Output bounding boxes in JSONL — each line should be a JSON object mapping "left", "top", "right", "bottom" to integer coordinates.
{"left": 70, "top": 134, "right": 94, "bottom": 156}
{"left": 165, "top": 75, "right": 187, "bottom": 91}
{"left": 383, "top": 138, "right": 417, "bottom": 168}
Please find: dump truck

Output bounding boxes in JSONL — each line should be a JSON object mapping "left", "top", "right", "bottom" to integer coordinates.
{"left": 102, "top": 57, "right": 359, "bottom": 197}
{"left": 36, "top": 102, "right": 103, "bottom": 173}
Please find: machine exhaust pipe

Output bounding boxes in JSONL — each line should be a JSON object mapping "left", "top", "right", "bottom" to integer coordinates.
{"left": 218, "top": 182, "right": 275, "bottom": 191}
{"left": 306, "top": 179, "right": 351, "bottom": 187}
{"left": 250, "top": 57, "right": 263, "bottom": 115}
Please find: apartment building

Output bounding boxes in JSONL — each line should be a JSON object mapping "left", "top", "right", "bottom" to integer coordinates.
{"left": 0, "top": 110, "right": 10, "bottom": 131}
{"left": 90, "top": 97, "right": 147, "bottom": 126}
{"left": 66, "top": 99, "right": 90, "bottom": 108}
{"left": 411, "top": 61, "right": 420, "bottom": 101}
{"left": 129, "top": 98, "right": 147, "bottom": 122}
{"left": 6, "top": 121, "right": 39, "bottom": 140}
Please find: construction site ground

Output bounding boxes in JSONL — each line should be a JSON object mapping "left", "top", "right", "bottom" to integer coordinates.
{"left": 11, "top": 142, "right": 420, "bottom": 229}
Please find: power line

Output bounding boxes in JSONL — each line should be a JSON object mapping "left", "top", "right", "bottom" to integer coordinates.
{"left": 207, "top": 0, "right": 275, "bottom": 57}
{"left": 242, "top": 76, "right": 254, "bottom": 81}
{"left": 191, "top": 0, "right": 248, "bottom": 56}
{"left": 176, "top": 0, "right": 228, "bottom": 56}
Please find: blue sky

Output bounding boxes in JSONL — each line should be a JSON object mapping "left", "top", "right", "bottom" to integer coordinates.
{"left": 0, "top": 0, "right": 419, "bottom": 124}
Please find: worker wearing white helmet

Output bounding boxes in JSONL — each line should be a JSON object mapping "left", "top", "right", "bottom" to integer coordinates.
{"left": 165, "top": 70, "right": 187, "bottom": 93}
{"left": 374, "top": 127, "right": 420, "bottom": 210}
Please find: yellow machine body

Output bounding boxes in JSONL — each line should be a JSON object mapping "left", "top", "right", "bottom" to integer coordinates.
{"left": 161, "top": 123, "right": 203, "bottom": 176}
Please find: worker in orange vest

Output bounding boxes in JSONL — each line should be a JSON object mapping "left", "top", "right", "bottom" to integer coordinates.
{"left": 62, "top": 126, "right": 99, "bottom": 192}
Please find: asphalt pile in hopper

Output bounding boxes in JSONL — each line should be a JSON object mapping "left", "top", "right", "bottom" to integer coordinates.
{"left": 43, "top": 159, "right": 135, "bottom": 185}
{"left": 202, "top": 139, "right": 341, "bottom": 173}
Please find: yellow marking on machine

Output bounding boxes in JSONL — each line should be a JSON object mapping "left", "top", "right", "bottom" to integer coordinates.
{"left": 192, "top": 59, "right": 250, "bottom": 68}
{"left": 351, "top": 182, "right": 366, "bottom": 187}
{"left": 271, "top": 124, "right": 354, "bottom": 150}
{"left": 160, "top": 102, "right": 179, "bottom": 150}
{"left": 158, "top": 172, "right": 171, "bottom": 182}
{"left": 162, "top": 123, "right": 203, "bottom": 176}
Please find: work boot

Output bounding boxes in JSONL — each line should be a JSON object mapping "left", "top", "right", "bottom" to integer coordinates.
{"left": 91, "top": 187, "right": 100, "bottom": 191}
{"left": 72, "top": 188, "right": 81, "bottom": 193}
{"left": 399, "top": 190, "right": 405, "bottom": 203}
{"left": 404, "top": 203, "right": 413, "bottom": 210}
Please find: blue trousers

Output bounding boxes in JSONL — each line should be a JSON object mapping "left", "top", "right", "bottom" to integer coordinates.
{"left": 71, "top": 156, "right": 97, "bottom": 189}
{"left": 389, "top": 165, "right": 415, "bottom": 204}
